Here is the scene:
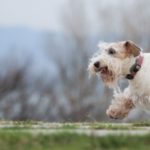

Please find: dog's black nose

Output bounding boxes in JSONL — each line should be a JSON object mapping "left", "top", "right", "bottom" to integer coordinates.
{"left": 94, "top": 61, "right": 100, "bottom": 69}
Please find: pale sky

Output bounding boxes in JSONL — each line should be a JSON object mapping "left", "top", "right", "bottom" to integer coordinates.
{"left": 0, "top": 0, "right": 66, "bottom": 31}
{"left": 0, "top": 0, "right": 126, "bottom": 32}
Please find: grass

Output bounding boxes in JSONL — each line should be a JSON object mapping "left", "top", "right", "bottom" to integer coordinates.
{"left": 132, "top": 121, "right": 150, "bottom": 127}
{"left": 0, "top": 131, "right": 149, "bottom": 150}
{"left": 0, "top": 121, "right": 150, "bottom": 150}
{"left": 89, "top": 122, "right": 137, "bottom": 130}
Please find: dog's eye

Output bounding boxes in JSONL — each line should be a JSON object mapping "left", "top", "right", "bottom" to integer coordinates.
{"left": 108, "top": 48, "right": 116, "bottom": 55}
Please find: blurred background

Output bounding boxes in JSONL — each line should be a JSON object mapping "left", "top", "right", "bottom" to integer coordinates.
{"left": 0, "top": 0, "right": 150, "bottom": 122}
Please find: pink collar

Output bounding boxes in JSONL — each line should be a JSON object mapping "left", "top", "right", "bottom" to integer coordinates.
{"left": 126, "top": 54, "right": 144, "bottom": 80}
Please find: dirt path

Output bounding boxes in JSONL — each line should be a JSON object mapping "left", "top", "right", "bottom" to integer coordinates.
{"left": 12, "top": 128, "right": 150, "bottom": 136}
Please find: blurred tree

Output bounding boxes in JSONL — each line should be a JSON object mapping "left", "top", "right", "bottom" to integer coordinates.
{"left": 96, "top": 0, "right": 150, "bottom": 51}
{"left": 55, "top": 0, "right": 111, "bottom": 121}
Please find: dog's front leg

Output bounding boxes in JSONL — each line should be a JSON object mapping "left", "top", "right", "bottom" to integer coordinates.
{"left": 106, "top": 88, "right": 134, "bottom": 119}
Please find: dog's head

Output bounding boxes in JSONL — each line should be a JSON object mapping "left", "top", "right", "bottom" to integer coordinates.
{"left": 88, "top": 41, "right": 141, "bottom": 87}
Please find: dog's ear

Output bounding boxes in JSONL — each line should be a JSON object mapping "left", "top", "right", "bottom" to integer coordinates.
{"left": 124, "top": 41, "right": 141, "bottom": 57}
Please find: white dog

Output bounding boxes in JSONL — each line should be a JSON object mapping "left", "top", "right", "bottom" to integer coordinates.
{"left": 88, "top": 41, "right": 150, "bottom": 119}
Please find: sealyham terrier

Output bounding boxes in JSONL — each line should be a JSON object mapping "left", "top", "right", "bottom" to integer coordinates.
{"left": 88, "top": 40, "right": 150, "bottom": 119}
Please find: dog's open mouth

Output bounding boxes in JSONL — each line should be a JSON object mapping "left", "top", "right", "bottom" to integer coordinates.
{"left": 99, "top": 66, "right": 114, "bottom": 81}
{"left": 100, "top": 66, "right": 109, "bottom": 74}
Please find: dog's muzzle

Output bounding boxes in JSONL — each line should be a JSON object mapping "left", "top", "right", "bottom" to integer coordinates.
{"left": 93, "top": 61, "right": 109, "bottom": 74}
{"left": 93, "top": 61, "right": 114, "bottom": 82}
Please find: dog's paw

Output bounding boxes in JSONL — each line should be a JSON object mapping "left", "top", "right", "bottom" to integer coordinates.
{"left": 106, "top": 105, "right": 128, "bottom": 119}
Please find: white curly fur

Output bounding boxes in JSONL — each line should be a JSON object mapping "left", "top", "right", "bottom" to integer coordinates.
{"left": 88, "top": 44, "right": 135, "bottom": 88}
{"left": 88, "top": 41, "right": 150, "bottom": 119}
